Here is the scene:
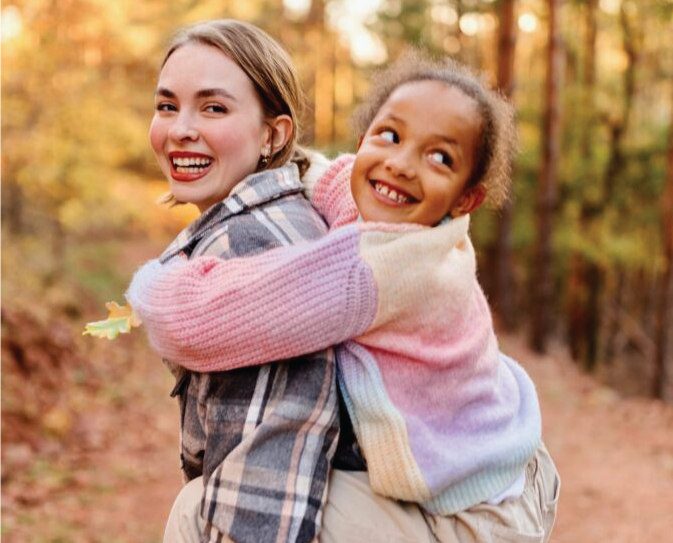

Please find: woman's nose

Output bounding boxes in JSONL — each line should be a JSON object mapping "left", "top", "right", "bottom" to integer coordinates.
{"left": 169, "top": 113, "right": 199, "bottom": 142}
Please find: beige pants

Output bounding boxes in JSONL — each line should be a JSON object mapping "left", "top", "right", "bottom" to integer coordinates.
{"left": 164, "top": 445, "right": 560, "bottom": 543}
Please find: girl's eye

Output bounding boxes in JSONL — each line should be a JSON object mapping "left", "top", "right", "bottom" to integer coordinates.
{"left": 380, "top": 129, "right": 399, "bottom": 143}
{"left": 156, "top": 102, "right": 177, "bottom": 112}
{"left": 430, "top": 151, "right": 453, "bottom": 168}
{"left": 205, "top": 104, "right": 228, "bottom": 114}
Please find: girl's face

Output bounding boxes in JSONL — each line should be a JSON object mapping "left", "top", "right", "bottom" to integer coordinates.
{"left": 350, "top": 81, "right": 485, "bottom": 226}
{"left": 150, "top": 43, "right": 271, "bottom": 213}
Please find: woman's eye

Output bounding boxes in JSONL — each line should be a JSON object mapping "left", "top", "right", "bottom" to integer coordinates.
{"left": 380, "top": 129, "right": 399, "bottom": 143}
{"left": 156, "top": 102, "right": 177, "bottom": 112}
{"left": 430, "top": 151, "right": 453, "bottom": 168}
{"left": 205, "top": 104, "right": 227, "bottom": 114}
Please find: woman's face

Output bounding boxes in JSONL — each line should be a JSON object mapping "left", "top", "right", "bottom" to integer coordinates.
{"left": 150, "top": 43, "right": 271, "bottom": 213}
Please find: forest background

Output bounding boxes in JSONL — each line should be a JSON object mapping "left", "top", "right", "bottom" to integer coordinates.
{"left": 2, "top": 0, "right": 673, "bottom": 542}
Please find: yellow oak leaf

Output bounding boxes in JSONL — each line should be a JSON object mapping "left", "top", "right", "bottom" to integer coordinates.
{"left": 83, "top": 302, "right": 142, "bottom": 339}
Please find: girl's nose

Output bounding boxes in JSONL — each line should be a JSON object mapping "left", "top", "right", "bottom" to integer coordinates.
{"left": 384, "top": 151, "right": 416, "bottom": 179}
{"left": 169, "top": 113, "right": 199, "bottom": 142}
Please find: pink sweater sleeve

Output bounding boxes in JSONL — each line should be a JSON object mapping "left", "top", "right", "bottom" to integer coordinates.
{"left": 309, "top": 154, "right": 359, "bottom": 229}
{"left": 126, "top": 224, "right": 378, "bottom": 372}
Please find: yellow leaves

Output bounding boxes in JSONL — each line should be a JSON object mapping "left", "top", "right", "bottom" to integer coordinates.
{"left": 83, "top": 301, "right": 142, "bottom": 340}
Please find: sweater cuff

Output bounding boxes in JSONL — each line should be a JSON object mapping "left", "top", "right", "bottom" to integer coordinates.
{"left": 301, "top": 149, "right": 332, "bottom": 201}
{"left": 125, "top": 258, "right": 187, "bottom": 319}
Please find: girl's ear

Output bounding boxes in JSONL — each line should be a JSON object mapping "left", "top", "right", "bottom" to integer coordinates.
{"left": 450, "top": 185, "right": 486, "bottom": 217}
{"left": 356, "top": 134, "right": 364, "bottom": 150}
{"left": 266, "top": 115, "right": 293, "bottom": 154}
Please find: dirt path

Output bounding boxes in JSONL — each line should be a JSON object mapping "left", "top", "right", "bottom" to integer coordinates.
{"left": 500, "top": 334, "right": 673, "bottom": 543}
{"left": 3, "top": 330, "right": 673, "bottom": 542}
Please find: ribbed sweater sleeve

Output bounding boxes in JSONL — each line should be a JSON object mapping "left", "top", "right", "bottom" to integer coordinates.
{"left": 300, "top": 149, "right": 332, "bottom": 202}
{"left": 308, "top": 154, "right": 359, "bottom": 228}
{"left": 126, "top": 224, "right": 378, "bottom": 372}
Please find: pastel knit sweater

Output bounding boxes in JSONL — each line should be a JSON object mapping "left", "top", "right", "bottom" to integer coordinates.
{"left": 127, "top": 154, "right": 541, "bottom": 515}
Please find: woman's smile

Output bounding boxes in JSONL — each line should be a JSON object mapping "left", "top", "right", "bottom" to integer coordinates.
{"left": 168, "top": 151, "right": 214, "bottom": 182}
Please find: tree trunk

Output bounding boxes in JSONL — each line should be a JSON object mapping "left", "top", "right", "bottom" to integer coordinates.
{"left": 653, "top": 83, "right": 673, "bottom": 400}
{"left": 493, "top": 0, "right": 518, "bottom": 331}
{"left": 302, "top": 0, "right": 327, "bottom": 145}
{"left": 585, "top": 3, "right": 640, "bottom": 370}
{"left": 531, "top": 0, "right": 564, "bottom": 353}
{"left": 567, "top": 0, "right": 599, "bottom": 367}
{"left": 1, "top": 178, "right": 24, "bottom": 235}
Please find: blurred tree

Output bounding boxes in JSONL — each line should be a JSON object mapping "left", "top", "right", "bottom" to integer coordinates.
{"left": 492, "top": 0, "right": 518, "bottom": 330}
{"left": 1, "top": 0, "right": 160, "bottom": 241}
{"left": 654, "top": 81, "right": 673, "bottom": 400}
{"left": 567, "top": 0, "right": 599, "bottom": 368}
{"left": 598, "top": 1, "right": 642, "bottom": 369}
{"left": 531, "top": 0, "right": 564, "bottom": 353}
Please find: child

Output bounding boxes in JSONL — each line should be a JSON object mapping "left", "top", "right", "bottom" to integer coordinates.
{"left": 129, "top": 52, "right": 559, "bottom": 541}
{"left": 137, "top": 19, "right": 341, "bottom": 543}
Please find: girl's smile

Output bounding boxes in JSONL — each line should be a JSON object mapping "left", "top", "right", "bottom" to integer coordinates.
{"left": 369, "top": 179, "right": 418, "bottom": 205}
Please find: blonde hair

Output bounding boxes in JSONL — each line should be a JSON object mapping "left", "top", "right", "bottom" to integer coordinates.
{"left": 353, "top": 50, "right": 517, "bottom": 208}
{"left": 161, "top": 19, "right": 309, "bottom": 176}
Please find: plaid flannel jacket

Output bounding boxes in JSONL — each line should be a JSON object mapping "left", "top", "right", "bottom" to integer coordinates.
{"left": 160, "top": 163, "right": 340, "bottom": 543}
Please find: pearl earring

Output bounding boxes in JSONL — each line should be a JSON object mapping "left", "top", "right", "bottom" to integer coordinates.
{"left": 260, "top": 147, "right": 271, "bottom": 166}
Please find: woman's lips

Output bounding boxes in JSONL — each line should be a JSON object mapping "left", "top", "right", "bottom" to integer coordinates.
{"left": 169, "top": 152, "right": 213, "bottom": 182}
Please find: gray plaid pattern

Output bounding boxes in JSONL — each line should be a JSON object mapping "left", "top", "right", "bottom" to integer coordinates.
{"left": 161, "top": 164, "right": 339, "bottom": 543}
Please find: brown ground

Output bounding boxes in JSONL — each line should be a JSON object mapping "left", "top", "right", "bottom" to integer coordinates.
{"left": 499, "top": 335, "right": 673, "bottom": 543}
{"left": 2, "top": 313, "right": 672, "bottom": 543}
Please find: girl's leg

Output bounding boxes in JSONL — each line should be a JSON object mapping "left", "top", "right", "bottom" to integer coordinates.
{"left": 321, "top": 444, "right": 560, "bottom": 543}
{"left": 434, "top": 444, "right": 560, "bottom": 543}
{"left": 320, "top": 470, "right": 458, "bottom": 543}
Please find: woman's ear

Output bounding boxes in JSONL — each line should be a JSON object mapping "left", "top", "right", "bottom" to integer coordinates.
{"left": 266, "top": 114, "right": 293, "bottom": 154}
{"left": 450, "top": 185, "right": 486, "bottom": 218}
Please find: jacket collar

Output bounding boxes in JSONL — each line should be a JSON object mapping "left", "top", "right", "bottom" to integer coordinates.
{"left": 160, "top": 162, "right": 303, "bottom": 262}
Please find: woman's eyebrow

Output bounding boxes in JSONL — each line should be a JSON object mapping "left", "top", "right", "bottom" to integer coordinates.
{"left": 153, "top": 87, "right": 237, "bottom": 102}
{"left": 155, "top": 87, "right": 175, "bottom": 98}
{"left": 195, "top": 88, "right": 237, "bottom": 102}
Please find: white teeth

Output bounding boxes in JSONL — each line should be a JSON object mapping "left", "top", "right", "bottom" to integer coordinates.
{"left": 172, "top": 157, "right": 211, "bottom": 167}
{"left": 374, "top": 182, "right": 409, "bottom": 203}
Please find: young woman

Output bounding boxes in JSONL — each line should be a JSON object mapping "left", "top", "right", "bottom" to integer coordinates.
{"left": 141, "top": 19, "right": 339, "bottom": 543}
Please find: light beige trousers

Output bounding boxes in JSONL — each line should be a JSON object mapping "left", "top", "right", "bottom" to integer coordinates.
{"left": 163, "top": 444, "right": 560, "bottom": 543}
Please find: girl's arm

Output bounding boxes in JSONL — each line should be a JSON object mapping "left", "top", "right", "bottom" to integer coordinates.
{"left": 126, "top": 224, "right": 378, "bottom": 372}
{"left": 126, "top": 216, "right": 472, "bottom": 373}
{"left": 303, "top": 153, "right": 359, "bottom": 228}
